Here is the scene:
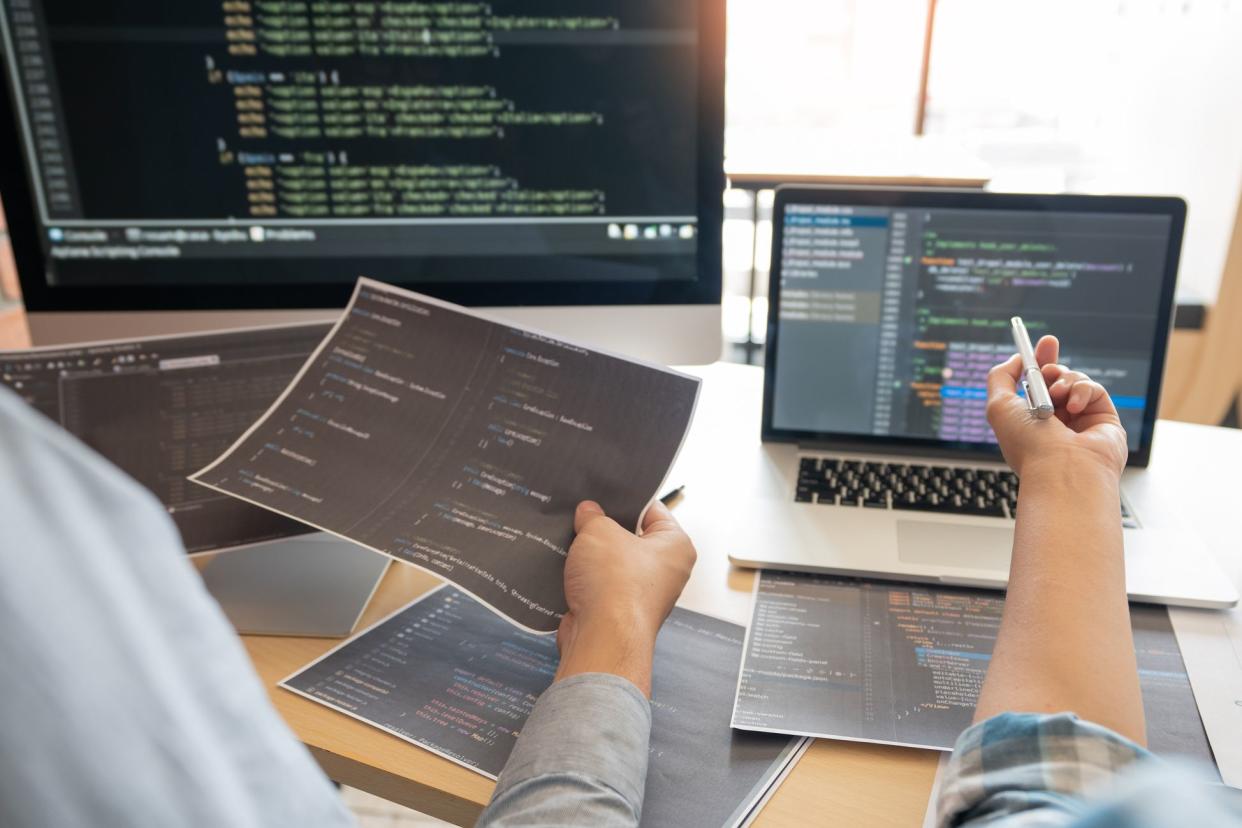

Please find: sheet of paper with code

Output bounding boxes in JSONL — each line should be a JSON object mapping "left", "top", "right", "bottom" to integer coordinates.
{"left": 283, "top": 588, "right": 807, "bottom": 828}
{"left": 193, "top": 278, "right": 699, "bottom": 632}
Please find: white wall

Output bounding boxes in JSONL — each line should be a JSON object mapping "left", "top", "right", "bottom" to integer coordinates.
{"left": 927, "top": 0, "right": 1242, "bottom": 302}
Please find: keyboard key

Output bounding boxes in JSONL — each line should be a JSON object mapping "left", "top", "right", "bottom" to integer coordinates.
{"left": 893, "top": 498, "right": 942, "bottom": 513}
{"left": 970, "top": 496, "right": 1006, "bottom": 518}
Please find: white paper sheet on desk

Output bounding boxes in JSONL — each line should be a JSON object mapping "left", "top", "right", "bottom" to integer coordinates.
{"left": 1170, "top": 607, "right": 1242, "bottom": 789}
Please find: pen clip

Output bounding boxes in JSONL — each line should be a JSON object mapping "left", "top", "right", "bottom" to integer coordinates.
{"left": 1020, "top": 379, "right": 1037, "bottom": 411}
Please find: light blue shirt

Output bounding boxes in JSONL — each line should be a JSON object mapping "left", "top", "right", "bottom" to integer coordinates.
{"left": 0, "top": 387, "right": 354, "bottom": 828}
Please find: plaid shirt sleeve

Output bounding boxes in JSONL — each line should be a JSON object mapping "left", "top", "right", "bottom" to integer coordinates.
{"left": 936, "top": 713, "right": 1242, "bottom": 828}
{"left": 936, "top": 713, "right": 1151, "bottom": 827}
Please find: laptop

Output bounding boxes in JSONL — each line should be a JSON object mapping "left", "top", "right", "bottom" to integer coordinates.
{"left": 727, "top": 187, "right": 1237, "bottom": 609}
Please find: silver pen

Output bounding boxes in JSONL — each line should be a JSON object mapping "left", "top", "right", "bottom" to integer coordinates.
{"left": 1010, "top": 316, "right": 1054, "bottom": 419}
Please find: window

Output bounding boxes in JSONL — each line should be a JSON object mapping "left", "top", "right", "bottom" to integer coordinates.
{"left": 927, "top": 0, "right": 1242, "bottom": 303}
{"left": 723, "top": 0, "right": 1242, "bottom": 353}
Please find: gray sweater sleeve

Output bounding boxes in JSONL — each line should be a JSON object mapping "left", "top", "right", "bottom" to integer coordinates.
{"left": 478, "top": 673, "right": 653, "bottom": 827}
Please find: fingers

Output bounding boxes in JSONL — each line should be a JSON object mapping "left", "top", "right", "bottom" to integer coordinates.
{"left": 1034, "top": 334, "right": 1059, "bottom": 368}
{"left": 639, "top": 500, "right": 683, "bottom": 537}
{"left": 574, "top": 500, "right": 609, "bottom": 534}
{"left": 1066, "top": 379, "right": 1096, "bottom": 413}
{"left": 1041, "top": 362, "right": 1066, "bottom": 386}
{"left": 1046, "top": 370, "right": 1116, "bottom": 416}
{"left": 1047, "top": 368, "right": 1087, "bottom": 406}
{"left": 575, "top": 499, "right": 688, "bottom": 543}
{"left": 1067, "top": 378, "right": 1111, "bottom": 415}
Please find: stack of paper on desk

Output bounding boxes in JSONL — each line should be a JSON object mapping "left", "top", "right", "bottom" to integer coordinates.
{"left": 283, "top": 588, "right": 808, "bottom": 828}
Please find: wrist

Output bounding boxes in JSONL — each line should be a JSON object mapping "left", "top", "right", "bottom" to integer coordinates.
{"left": 1019, "top": 451, "right": 1122, "bottom": 486}
{"left": 555, "top": 611, "right": 658, "bottom": 696}
{"left": 1018, "top": 453, "right": 1121, "bottom": 507}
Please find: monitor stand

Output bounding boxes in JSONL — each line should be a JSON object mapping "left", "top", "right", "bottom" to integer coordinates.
{"left": 198, "top": 533, "right": 391, "bottom": 638}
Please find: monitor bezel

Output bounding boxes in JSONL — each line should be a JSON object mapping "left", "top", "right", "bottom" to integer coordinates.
{"left": 761, "top": 186, "right": 1187, "bottom": 468}
{"left": 0, "top": 0, "right": 724, "bottom": 312}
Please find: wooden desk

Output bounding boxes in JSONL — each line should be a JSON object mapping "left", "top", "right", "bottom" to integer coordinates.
{"left": 240, "top": 362, "right": 1242, "bottom": 826}
{"left": 241, "top": 564, "right": 939, "bottom": 827}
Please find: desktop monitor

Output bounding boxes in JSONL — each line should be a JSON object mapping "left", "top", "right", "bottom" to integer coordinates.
{"left": 0, "top": 320, "right": 397, "bottom": 636}
{"left": 0, "top": 323, "right": 329, "bottom": 553}
{"left": 0, "top": 0, "right": 724, "bottom": 362}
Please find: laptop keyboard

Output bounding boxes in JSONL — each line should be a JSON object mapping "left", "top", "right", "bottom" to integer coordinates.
{"left": 795, "top": 457, "right": 1138, "bottom": 527}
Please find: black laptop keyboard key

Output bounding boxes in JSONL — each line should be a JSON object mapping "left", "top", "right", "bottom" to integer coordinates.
{"left": 893, "top": 496, "right": 944, "bottom": 514}
{"left": 958, "top": 495, "right": 1005, "bottom": 517}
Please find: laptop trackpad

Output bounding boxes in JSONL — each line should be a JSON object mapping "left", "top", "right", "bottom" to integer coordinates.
{"left": 896, "top": 521, "right": 1013, "bottom": 572}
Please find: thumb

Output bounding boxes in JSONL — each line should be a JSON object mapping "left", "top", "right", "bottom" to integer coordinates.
{"left": 985, "top": 353, "right": 1028, "bottom": 442}
{"left": 574, "top": 500, "right": 607, "bottom": 534}
{"left": 639, "top": 500, "right": 683, "bottom": 537}
{"left": 985, "top": 353, "right": 1024, "bottom": 412}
